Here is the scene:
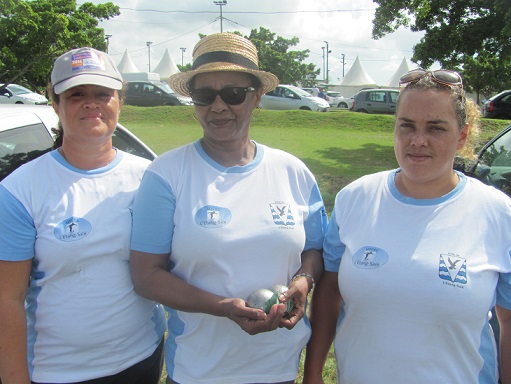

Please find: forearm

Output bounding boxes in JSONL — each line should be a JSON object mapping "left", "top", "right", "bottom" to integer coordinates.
{"left": 497, "top": 305, "right": 511, "bottom": 384}
{"left": 0, "top": 300, "right": 30, "bottom": 384}
{"left": 303, "top": 271, "right": 341, "bottom": 382}
{"left": 294, "top": 249, "right": 324, "bottom": 290}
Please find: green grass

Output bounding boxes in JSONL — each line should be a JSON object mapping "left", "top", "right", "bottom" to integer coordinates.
{"left": 118, "top": 106, "right": 510, "bottom": 383}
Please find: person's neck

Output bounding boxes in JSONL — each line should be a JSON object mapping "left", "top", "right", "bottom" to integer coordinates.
{"left": 59, "top": 141, "right": 116, "bottom": 170}
{"left": 395, "top": 170, "right": 460, "bottom": 199}
{"left": 200, "top": 138, "right": 256, "bottom": 167}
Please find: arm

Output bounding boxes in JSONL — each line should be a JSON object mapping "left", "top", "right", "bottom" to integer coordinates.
{"left": 279, "top": 249, "right": 323, "bottom": 329}
{"left": 496, "top": 304, "right": 511, "bottom": 384}
{"left": 0, "top": 260, "right": 32, "bottom": 384}
{"left": 302, "top": 271, "right": 342, "bottom": 384}
{"left": 130, "top": 250, "right": 286, "bottom": 335}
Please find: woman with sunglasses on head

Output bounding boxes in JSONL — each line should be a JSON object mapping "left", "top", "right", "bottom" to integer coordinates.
{"left": 129, "top": 32, "right": 327, "bottom": 384}
{"left": 0, "top": 47, "right": 166, "bottom": 384}
{"left": 303, "top": 69, "right": 511, "bottom": 384}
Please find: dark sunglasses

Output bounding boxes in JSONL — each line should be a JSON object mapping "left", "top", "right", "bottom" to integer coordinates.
{"left": 399, "top": 69, "right": 463, "bottom": 89}
{"left": 190, "top": 86, "right": 256, "bottom": 106}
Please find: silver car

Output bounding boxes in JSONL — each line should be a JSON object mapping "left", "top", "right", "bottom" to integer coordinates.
{"left": 259, "top": 85, "right": 330, "bottom": 112}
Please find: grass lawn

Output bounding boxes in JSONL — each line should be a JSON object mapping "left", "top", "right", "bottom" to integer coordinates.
{"left": 118, "top": 106, "right": 509, "bottom": 383}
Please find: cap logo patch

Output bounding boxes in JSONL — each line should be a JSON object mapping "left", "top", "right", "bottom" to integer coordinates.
{"left": 71, "top": 51, "right": 105, "bottom": 72}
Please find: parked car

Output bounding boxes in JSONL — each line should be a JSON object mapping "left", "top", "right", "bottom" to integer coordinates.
{"left": 350, "top": 88, "right": 399, "bottom": 114}
{"left": 0, "top": 84, "right": 48, "bottom": 105}
{"left": 482, "top": 90, "right": 511, "bottom": 120}
{"left": 0, "top": 105, "right": 156, "bottom": 181}
{"left": 124, "top": 80, "right": 194, "bottom": 107}
{"left": 326, "top": 91, "right": 351, "bottom": 109}
{"left": 259, "top": 84, "right": 330, "bottom": 112}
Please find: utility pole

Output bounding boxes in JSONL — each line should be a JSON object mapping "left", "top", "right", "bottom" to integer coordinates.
{"left": 321, "top": 46, "right": 325, "bottom": 82}
{"left": 213, "top": 0, "right": 227, "bottom": 32}
{"left": 324, "top": 41, "right": 331, "bottom": 84}
{"left": 341, "top": 53, "right": 346, "bottom": 77}
{"left": 146, "top": 41, "right": 153, "bottom": 72}
{"left": 180, "top": 47, "right": 186, "bottom": 66}
{"left": 105, "top": 34, "right": 112, "bottom": 54}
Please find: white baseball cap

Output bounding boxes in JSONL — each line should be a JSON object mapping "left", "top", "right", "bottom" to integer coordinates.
{"left": 51, "top": 47, "right": 123, "bottom": 95}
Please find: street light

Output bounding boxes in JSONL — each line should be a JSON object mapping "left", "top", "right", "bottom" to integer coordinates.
{"left": 321, "top": 46, "right": 325, "bottom": 82}
{"left": 341, "top": 53, "right": 346, "bottom": 77}
{"left": 105, "top": 34, "right": 112, "bottom": 54}
{"left": 324, "top": 41, "right": 331, "bottom": 84}
{"left": 180, "top": 47, "right": 186, "bottom": 66}
{"left": 213, "top": 0, "right": 227, "bottom": 32}
{"left": 146, "top": 41, "right": 153, "bottom": 72}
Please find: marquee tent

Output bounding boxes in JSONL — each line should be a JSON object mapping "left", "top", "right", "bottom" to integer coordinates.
{"left": 117, "top": 49, "right": 140, "bottom": 74}
{"left": 153, "top": 49, "right": 180, "bottom": 80}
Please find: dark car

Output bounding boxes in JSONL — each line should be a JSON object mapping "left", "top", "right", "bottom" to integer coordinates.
{"left": 456, "top": 123, "right": 511, "bottom": 380}
{"left": 350, "top": 88, "right": 399, "bottom": 114}
{"left": 482, "top": 90, "right": 511, "bottom": 120}
{"left": 0, "top": 105, "right": 156, "bottom": 181}
{"left": 124, "top": 81, "right": 193, "bottom": 107}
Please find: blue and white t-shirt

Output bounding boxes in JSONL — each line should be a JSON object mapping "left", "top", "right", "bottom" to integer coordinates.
{"left": 0, "top": 149, "right": 166, "bottom": 383}
{"left": 324, "top": 169, "right": 511, "bottom": 384}
{"left": 131, "top": 140, "right": 327, "bottom": 384}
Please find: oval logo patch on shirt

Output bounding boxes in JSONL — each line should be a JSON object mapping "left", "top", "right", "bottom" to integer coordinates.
{"left": 54, "top": 217, "right": 92, "bottom": 242}
{"left": 195, "top": 205, "right": 232, "bottom": 228}
{"left": 352, "top": 246, "right": 389, "bottom": 269}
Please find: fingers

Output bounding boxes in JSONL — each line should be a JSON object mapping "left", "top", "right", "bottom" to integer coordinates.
{"left": 240, "top": 303, "right": 287, "bottom": 335}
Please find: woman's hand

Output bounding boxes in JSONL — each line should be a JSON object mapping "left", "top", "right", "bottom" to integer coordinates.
{"left": 222, "top": 297, "right": 287, "bottom": 335}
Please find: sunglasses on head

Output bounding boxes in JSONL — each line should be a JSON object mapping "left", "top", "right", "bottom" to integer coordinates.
{"left": 399, "top": 69, "right": 463, "bottom": 90}
{"left": 190, "top": 86, "right": 256, "bottom": 106}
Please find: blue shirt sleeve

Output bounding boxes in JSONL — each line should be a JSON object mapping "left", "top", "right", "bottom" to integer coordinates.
{"left": 497, "top": 269, "right": 511, "bottom": 310}
{"left": 304, "top": 183, "right": 327, "bottom": 251}
{"left": 0, "top": 185, "right": 36, "bottom": 261}
{"left": 323, "top": 210, "right": 346, "bottom": 272}
{"left": 130, "top": 171, "right": 176, "bottom": 254}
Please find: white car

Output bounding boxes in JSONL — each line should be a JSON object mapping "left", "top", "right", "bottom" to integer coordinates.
{"left": 259, "top": 85, "right": 330, "bottom": 112}
{"left": 0, "top": 84, "right": 48, "bottom": 105}
{"left": 326, "top": 91, "right": 351, "bottom": 109}
{"left": 0, "top": 105, "right": 156, "bottom": 181}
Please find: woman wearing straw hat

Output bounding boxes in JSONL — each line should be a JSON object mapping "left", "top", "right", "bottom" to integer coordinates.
{"left": 130, "top": 32, "right": 327, "bottom": 384}
{"left": 0, "top": 47, "right": 166, "bottom": 384}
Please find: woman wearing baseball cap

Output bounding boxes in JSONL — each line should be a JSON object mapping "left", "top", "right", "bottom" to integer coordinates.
{"left": 130, "top": 32, "right": 327, "bottom": 383}
{"left": 0, "top": 47, "right": 166, "bottom": 384}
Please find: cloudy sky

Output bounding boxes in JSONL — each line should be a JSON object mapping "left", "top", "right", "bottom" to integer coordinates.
{"left": 86, "top": 0, "right": 427, "bottom": 86}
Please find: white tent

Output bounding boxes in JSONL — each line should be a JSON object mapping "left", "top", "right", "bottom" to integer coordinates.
{"left": 386, "top": 58, "right": 412, "bottom": 88}
{"left": 117, "top": 49, "right": 140, "bottom": 74}
{"left": 341, "top": 56, "right": 377, "bottom": 87}
{"left": 153, "top": 49, "right": 180, "bottom": 80}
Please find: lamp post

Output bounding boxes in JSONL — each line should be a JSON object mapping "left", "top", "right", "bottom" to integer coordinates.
{"left": 341, "top": 53, "right": 346, "bottom": 77}
{"left": 146, "top": 41, "right": 153, "bottom": 72}
{"left": 213, "top": 0, "right": 227, "bottom": 32}
{"left": 105, "top": 34, "right": 112, "bottom": 54}
{"left": 324, "top": 41, "right": 331, "bottom": 84}
{"left": 321, "top": 46, "right": 325, "bottom": 82}
{"left": 180, "top": 47, "right": 186, "bottom": 66}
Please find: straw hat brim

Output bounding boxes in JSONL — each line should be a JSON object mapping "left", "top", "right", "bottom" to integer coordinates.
{"left": 168, "top": 63, "right": 279, "bottom": 96}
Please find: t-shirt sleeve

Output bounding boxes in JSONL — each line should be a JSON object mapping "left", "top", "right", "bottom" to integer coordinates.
{"left": 323, "top": 210, "right": 346, "bottom": 273}
{"left": 304, "top": 183, "right": 328, "bottom": 251}
{"left": 130, "top": 170, "right": 176, "bottom": 254}
{"left": 0, "top": 185, "right": 36, "bottom": 261}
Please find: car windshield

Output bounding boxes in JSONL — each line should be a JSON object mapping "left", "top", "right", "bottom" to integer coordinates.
{"left": 477, "top": 127, "right": 511, "bottom": 195}
{"left": 288, "top": 86, "right": 313, "bottom": 97}
{"left": 154, "top": 81, "right": 175, "bottom": 94}
{"left": 8, "top": 84, "right": 33, "bottom": 95}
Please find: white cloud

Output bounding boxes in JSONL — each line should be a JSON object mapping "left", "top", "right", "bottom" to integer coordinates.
{"left": 89, "top": 0, "right": 426, "bottom": 85}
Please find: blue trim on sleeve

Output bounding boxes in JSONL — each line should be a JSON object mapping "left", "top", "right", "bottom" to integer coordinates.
{"left": 323, "top": 210, "right": 345, "bottom": 272}
{"left": 130, "top": 171, "right": 176, "bottom": 254}
{"left": 497, "top": 271, "right": 511, "bottom": 310}
{"left": 0, "top": 185, "right": 36, "bottom": 261}
{"left": 304, "top": 183, "right": 327, "bottom": 250}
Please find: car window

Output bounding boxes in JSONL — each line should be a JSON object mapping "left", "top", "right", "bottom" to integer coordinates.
{"left": 477, "top": 129, "right": 511, "bottom": 195}
{"left": 112, "top": 128, "right": 155, "bottom": 161}
{"left": 0, "top": 123, "right": 54, "bottom": 181}
{"left": 366, "top": 91, "right": 386, "bottom": 102}
{"left": 389, "top": 92, "right": 398, "bottom": 103}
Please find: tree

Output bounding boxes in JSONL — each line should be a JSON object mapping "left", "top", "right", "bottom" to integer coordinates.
{"left": 372, "top": 0, "right": 511, "bottom": 96}
{"left": 247, "top": 27, "right": 320, "bottom": 86}
{"left": 0, "top": 0, "right": 120, "bottom": 90}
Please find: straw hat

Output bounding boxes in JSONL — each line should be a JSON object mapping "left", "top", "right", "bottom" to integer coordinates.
{"left": 168, "top": 33, "right": 279, "bottom": 96}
